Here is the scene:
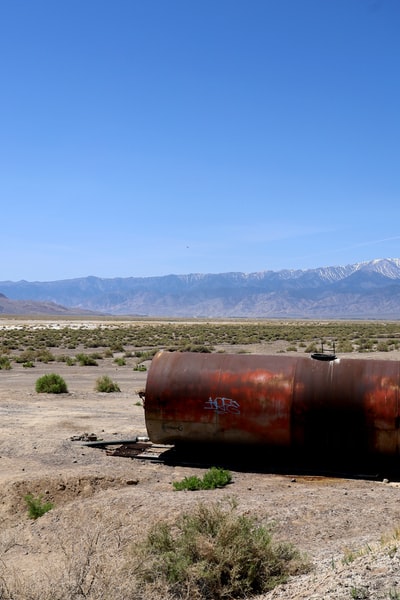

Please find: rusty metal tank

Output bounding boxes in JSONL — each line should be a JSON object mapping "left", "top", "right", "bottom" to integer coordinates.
{"left": 144, "top": 350, "right": 400, "bottom": 464}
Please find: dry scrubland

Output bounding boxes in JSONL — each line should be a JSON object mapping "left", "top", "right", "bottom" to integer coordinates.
{"left": 1, "top": 317, "right": 400, "bottom": 599}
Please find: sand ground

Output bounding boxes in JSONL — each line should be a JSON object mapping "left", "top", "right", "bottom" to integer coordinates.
{"left": 1, "top": 318, "right": 400, "bottom": 599}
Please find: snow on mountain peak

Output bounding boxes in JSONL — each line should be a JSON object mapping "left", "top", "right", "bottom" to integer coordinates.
{"left": 354, "top": 258, "right": 400, "bottom": 279}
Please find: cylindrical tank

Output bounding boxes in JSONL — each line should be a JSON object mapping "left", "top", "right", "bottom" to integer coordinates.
{"left": 144, "top": 351, "right": 400, "bottom": 463}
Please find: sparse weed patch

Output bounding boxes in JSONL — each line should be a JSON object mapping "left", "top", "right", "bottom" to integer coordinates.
{"left": 172, "top": 343, "right": 214, "bottom": 353}
{"left": 342, "top": 549, "right": 357, "bottom": 565}
{"left": 1, "top": 321, "right": 400, "bottom": 379}
{"left": 24, "top": 494, "right": 53, "bottom": 519}
{"left": 350, "top": 586, "right": 369, "bottom": 599}
{"left": 173, "top": 467, "right": 232, "bottom": 491}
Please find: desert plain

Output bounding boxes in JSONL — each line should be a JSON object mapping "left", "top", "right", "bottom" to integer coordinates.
{"left": 1, "top": 317, "right": 400, "bottom": 599}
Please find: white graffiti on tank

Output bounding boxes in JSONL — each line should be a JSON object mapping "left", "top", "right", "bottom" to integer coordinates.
{"left": 204, "top": 397, "right": 240, "bottom": 415}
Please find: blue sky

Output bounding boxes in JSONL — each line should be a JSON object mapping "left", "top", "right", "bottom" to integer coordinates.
{"left": 1, "top": 0, "right": 399, "bottom": 281}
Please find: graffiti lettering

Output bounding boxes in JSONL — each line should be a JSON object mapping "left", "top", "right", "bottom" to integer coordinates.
{"left": 204, "top": 397, "right": 240, "bottom": 415}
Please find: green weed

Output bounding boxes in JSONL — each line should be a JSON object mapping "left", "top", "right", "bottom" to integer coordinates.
{"left": 24, "top": 494, "right": 54, "bottom": 519}
{"left": 173, "top": 467, "right": 232, "bottom": 491}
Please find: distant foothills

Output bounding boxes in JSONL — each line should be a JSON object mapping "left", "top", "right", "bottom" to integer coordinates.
{"left": 1, "top": 258, "right": 400, "bottom": 319}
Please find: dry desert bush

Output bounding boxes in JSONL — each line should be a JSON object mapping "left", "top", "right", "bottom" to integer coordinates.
{"left": 0, "top": 497, "right": 308, "bottom": 600}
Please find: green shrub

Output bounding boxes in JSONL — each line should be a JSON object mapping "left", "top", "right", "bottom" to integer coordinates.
{"left": 35, "top": 373, "right": 68, "bottom": 394}
{"left": 36, "top": 349, "right": 56, "bottom": 363}
{"left": 95, "top": 375, "right": 120, "bottom": 393}
{"left": 0, "top": 356, "right": 12, "bottom": 370}
{"left": 14, "top": 349, "right": 36, "bottom": 363}
{"left": 22, "top": 361, "right": 35, "bottom": 368}
{"left": 336, "top": 340, "right": 354, "bottom": 353}
{"left": 134, "top": 349, "right": 159, "bottom": 361}
{"left": 114, "top": 357, "right": 126, "bottom": 366}
{"left": 76, "top": 353, "right": 98, "bottom": 366}
{"left": 376, "top": 341, "right": 389, "bottom": 352}
{"left": 136, "top": 500, "right": 308, "bottom": 598}
{"left": 169, "top": 344, "right": 213, "bottom": 353}
{"left": 202, "top": 466, "right": 232, "bottom": 489}
{"left": 173, "top": 475, "right": 203, "bottom": 491}
{"left": 305, "top": 343, "right": 318, "bottom": 353}
{"left": 24, "top": 494, "right": 53, "bottom": 519}
{"left": 110, "top": 343, "right": 125, "bottom": 353}
{"left": 173, "top": 467, "right": 232, "bottom": 491}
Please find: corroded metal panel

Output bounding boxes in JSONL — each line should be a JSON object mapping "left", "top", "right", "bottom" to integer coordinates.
{"left": 145, "top": 351, "right": 295, "bottom": 446}
{"left": 144, "top": 351, "right": 400, "bottom": 460}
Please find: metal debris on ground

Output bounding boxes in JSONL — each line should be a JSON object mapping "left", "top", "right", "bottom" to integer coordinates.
{"left": 70, "top": 433, "right": 173, "bottom": 462}
{"left": 70, "top": 432, "right": 99, "bottom": 442}
{"left": 105, "top": 442, "right": 173, "bottom": 460}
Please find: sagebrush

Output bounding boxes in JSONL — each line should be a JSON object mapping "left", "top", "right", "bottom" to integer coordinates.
{"left": 95, "top": 375, "right": 120, "bottom": 393}
{"left": 35, "top": 373, "right": 68, "bottom": 394}
{"left": 135, "top": 499, "right": 309, "bottom": 599}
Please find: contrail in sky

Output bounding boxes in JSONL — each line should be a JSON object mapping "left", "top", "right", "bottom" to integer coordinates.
{"left": 344, "top": 236, "right": 400, "bottom": 250}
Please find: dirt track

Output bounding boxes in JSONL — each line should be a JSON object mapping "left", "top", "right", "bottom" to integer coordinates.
{"left": 1, "top": 319, "right": 400, "bottom": 599}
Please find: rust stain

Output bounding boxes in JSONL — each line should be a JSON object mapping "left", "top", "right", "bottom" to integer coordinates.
{"left": 145, "top": 351, "right": 400, "bottom": 460}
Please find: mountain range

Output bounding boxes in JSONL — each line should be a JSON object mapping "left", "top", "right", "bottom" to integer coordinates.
{"left": 1, "top": 258, "right": 400, "bottom": 319}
